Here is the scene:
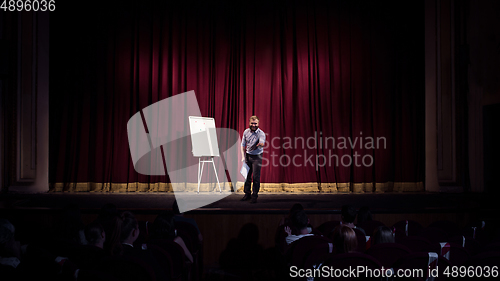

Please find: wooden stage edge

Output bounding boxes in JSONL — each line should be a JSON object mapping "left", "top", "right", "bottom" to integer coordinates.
{"left": 0, "top": 191, "right": 497, "bottom": 215}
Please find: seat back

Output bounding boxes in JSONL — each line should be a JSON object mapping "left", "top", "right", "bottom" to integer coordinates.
{"left": 365, "top": 243, "right": 411, "bottom": 268}
{"left": 447, "top": 242, "right": 471, "bottom": 267}
{"left": 353, "top": 228, "right": 366, "bottom": 252}
{"left": 97, "top": 255, "right": 156, "bottom": 281}
{"left": 393, "top": 252, "right": 452, "bottom": 281}
{"left": 415, "top": 227, "right": 449, "bottom": 245}
{"left": 288, "top": 235, "right": 331, "bottom": 268}
{"left": 397, "top": 236, "right": 440, "bottom": 253}
{"left": 465, "top": 251, "right": 500, "bottom": 267}
{"left": 174, "top": 221, "right": 201, "bottom": 254}
{"left": 428, "top": 220, "right": 461, "bottom": 237}
{"left": 449, "top": 235, "right": 481, "bottom": 256}
{"left": 146, "top": 244, "right": 177, "bottom": 281}
{"left": 319, "top": 252, "right": 382, "bottom": 280}
{"left": 148, "top": 239, "right": 187, "bottom": 280}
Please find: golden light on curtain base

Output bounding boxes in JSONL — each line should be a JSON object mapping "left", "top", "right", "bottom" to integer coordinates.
{"left": 50, "top": 182, "right": 424, "bottom": 193}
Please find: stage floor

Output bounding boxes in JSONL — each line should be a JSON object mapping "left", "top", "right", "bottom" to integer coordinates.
{"left": 0, "top": 191, "right": 495, "bottom": 215}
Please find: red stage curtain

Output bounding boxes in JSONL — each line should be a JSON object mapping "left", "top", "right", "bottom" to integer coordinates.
{"left": 49, "top": 0, "right": 424, "bottom": 192}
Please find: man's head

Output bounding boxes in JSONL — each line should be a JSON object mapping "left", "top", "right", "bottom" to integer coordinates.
{"left": 85, "top": 221, "right": 106, "bottom": 248}
{"left": 151, "top": 211, "right": 176, "bottom": 240}
{"left": 120, "top": 211, "right": 139, "bottom": 244}
{"left": 289, "top": 203, "right": 304, "bottom": 216}
{"left": 249, "top": 116, "right": 259, "bottom": 131}
{"left": 291, "top": 210, "right": 309, "bottom": 231}
{"left": 341, "top": 205, "right": 357, "bottom": 224}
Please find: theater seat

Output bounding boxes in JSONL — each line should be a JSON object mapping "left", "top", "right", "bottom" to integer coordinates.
{"left": 287, "top": 235, "right": 332, "bottom": 269}
{"left": 365, "top": 243, "right": 411, "bottom": 268}
{"left": 392, "top": 252, "right": 452, "bottom": 281}
{"left": 446, "top": 242, "right": 471, "bottom": 266}
{"left": 396, "top": 236, "right": 440, "bottom": 253}
{"left": 428, "top": 220, "right": 461, "bottom": 237}
{"left": 414, "top": 227, "right": 449, "bottom": 245}
{"left": 465, "top": 251, "right": 500, "bottom": 267}
{"left": 317, "top": 252, "right": 383, "bottom": 280}
{"left": 353, "top": 228, "right": 367, "bottom": 252}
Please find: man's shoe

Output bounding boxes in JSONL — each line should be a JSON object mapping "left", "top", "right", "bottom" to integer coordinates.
{"left": 250, "top": 197, "right": 257, "bottom": 204}
{"left": 240, "top": 194, "right": 251, "bottom": 201}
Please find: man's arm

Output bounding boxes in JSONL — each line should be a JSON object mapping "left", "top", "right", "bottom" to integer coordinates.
{"left": 241, "top": 145, "right": 246, "bottom": 162}
{"left": 258, "top": 131, "right": 266, "bottom": 147}
{"left": 241, "top": 131, "right": 247, "bottom": 161}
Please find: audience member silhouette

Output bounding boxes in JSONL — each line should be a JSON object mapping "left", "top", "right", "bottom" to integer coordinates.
{"left": 284, "top": 210, "right": 314, "bottom": 245}
{"left": 372, "top": 226, "right": 395, "bottom": 245}
{"left": 341, "top": 205, "right": 366, "bottom": 235}
{"left": 0, "top": 219, "right": 21, "bottom": 280}
{"left": 85, "top": 221, "right": 106, "bottom": 249}
{"left": 331, "top": 225, "right": 358, "bottom": 254}
{"left": 50, "top": 204, "right": 88, "bottom": 257}
{"left": 278, "top": 203, "right": 304, "bottom": 226}
{"left": 150, "top": 211, "right": 194, "bottom": 263}
{"left": 1, "top": 218, "right": 77, "bottom": 281}
{"left": 68, "top": 220, "right": 107, "bottom": 270}
{"left": 173, "top": 199, "right": 203, "bottom": 243}
{"left": 357, "top": 206, "right": 372, "bottom": 225}
{"left": 219, "top": 223, "right": 264, "bottom": 278}
{"left": 120, "top": 211, "right": 140, "bottom": 251}
{"left": 96, "top": 204, "right": 122, "bottom": 256}
{"left": 120, "top": 211, "right": 169, "bottom": 281}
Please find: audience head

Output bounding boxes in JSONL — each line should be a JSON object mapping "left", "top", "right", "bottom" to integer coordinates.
{"left": 357, "top": 206, "right": 372, "bottom": 224}
{"left": 372, "top": 226, "right": 395, "bottom": 245}
{"left": 291, "top": 210, "right": 309, "bottom": 232}
{"left": 341, "top": 205, "right": 357, "bottom": 224}
{"left": 0, "top": 219, "right": 15, "bottom": 241}
{"left": 85, "top": 221, "right": 106, "bottom": 248}
{"left": 99, "top": 203, "right": 119, "bottom": 218}
{"left": 120, "top": 211, "right": 139, "bottom": 244}
{"left": 289, "top": 203, "right": 304, "bottom": 215}
{"left": 96, "top": 210, "right": 122, "bottom": 256}
{"left": 0, "top": 219, "right": 20, "bottom": 258}
{"left": 332, "top": 225, "right": 358, "bottom": 254}
{"left": 151, "top": 211, "right": 176, "bottom": 240}
{"left": 237, "top": 223, "right": 260, "bottom": 245}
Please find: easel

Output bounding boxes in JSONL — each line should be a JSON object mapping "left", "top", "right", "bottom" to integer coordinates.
{"left": 190, "top": 116, "right": 222, "bottom": 194}
{"left": 197, "top": 156, "right": 222, "bottom": 194}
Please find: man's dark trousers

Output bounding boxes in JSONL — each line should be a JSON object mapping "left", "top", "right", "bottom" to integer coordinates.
{"left": 244, "top": 153, "right": 262, "bottom": 198}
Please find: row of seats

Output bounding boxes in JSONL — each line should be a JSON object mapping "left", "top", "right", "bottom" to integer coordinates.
{"left": 0, "top": 206, "right": 203, "bottom": 281}
{"left": 279, "top": 218, "right": 500, "bottom": 280}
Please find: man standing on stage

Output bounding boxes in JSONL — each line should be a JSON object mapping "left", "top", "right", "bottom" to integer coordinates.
{"left": 241, "top": 116, "right": 266, "bottom": 203}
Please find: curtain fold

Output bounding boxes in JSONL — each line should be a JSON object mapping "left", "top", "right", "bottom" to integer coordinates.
{"left": 50, "top": 0, "right": 424, "bottom": 192}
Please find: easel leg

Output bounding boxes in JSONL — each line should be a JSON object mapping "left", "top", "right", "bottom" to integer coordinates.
{"left": 198, "top": 158, "right": 205, "bottom": 194}
{"left": 211, "top": 157, "right": 222, "bottom": 193}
